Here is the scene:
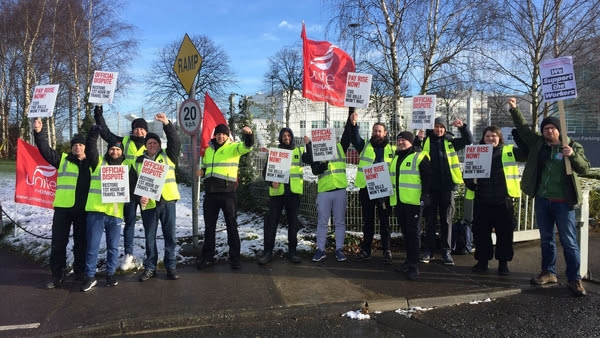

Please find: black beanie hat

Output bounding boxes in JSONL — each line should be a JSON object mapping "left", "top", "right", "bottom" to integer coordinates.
{"left": 70, "top": 134, "right": 85, "bottom": 147}
{"left": 107, "top": 140, "right": 124, "bottom": 152}
{"left": 214, "top": 123, "right": 230, "bottom": 136}
{"left": 131, "top": 118, "right": 148, "bottom": 132}
{"left": 540, "top": 116, "right": 561, "bottom": 132}
{"left": 145, "top": 133, "right": 161, "bottom": 147}
{"left": 434, "top": 117, "right": 446, "bottom": 129}
{"left": 396, "top": 131, "right": 414, "bottom": 144}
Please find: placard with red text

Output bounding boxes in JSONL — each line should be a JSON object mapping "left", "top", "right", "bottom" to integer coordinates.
{"left": 101, "top": 165, "right": 130, "bottom": 203}
{"left": 364, "top": 162, "right": 393, "bottom": 200}
{"left": 410, "top": 95, "right": 436, "bottom": 130}
{"left": 28, "top": 84, "right": 60, "bottom": 118}
{"left": 265, "top": 148, "right": 293, "bottom": 183}
{"left": 311, "top": 128, "right": 337, "bottom": 162}
{"left": 134, "top": 159, "right": 168, "bottom": 201}
{"left": 344, "top": 72, "right": 372, "bottom": 108}
{"left": 89, "top": 71, "right": 119, "bottom": 104}
{"left": 463, "top": 144, "right": 493, "bottom": 179}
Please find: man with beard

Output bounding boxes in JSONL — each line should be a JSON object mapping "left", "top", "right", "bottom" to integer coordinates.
{"left": 80, "top": 125, "right": 135, "bottom": 291}
{"left": 346, "top": 108, "right": 396, "bottom": 264}
{"left": 415, "top": 116, "right": 474, "bottom": 266}
{"left": 258, "top": 128, "right": 306, "bottom": 265}
{"left": 508, "top": 97, "right": 590, "bottom": 297}
{"left": 94, "top": 105, "right": 146, "bottom": 271}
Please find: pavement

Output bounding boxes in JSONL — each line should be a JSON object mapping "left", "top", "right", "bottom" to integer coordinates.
{"left": 0, "top": 231, "right": 598, "bottom": 337}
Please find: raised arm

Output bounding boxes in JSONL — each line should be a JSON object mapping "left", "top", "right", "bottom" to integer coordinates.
{"left": 32, "top": 118, "right": 60, "bottom": 168}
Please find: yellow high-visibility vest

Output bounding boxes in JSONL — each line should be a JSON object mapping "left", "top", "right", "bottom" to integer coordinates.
{"left": 85, "top": 157, "right": 124, "bottom": 218}
{"left": 423, "top": 137, "right": 463, "bottom": 184}
{"left": 390, "top": 152, "right": 428, "bottom": 206}
{"left": 355, "top": 143, "right": 395, "bottom": 188}
{"left": 317, "top": 143, "right": 348, "bottom": 193}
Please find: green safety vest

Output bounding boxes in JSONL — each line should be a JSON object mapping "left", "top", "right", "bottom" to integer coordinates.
{"left": 423, "top": 137, "right": 463, "bottom": 184}
{"left": 317, "top": 143, "right": 348, "bottom": 193}
{"left": 355, "top": 142, "right": 396, "bottom": 188}
{"left": 85, "top": 157, "right": 124, "bottom": 218}
{"left": 390, "top": 151, "right": 428, "bottom": 206}
{"left": 203, "top": 139, "right": 252, "bottom": 183}
{"left": 269, "top": 146, "right": 304, "bottom": 196}
{"left": 123, "top": 135, "right": 146, "bottom": 162}
{"left": 53, "top": 153, "right": 81, "bottom": 208}
{"left": 135, "top": 150, "right": 180, "bottom": 209}
{"left": 465, "top": 144, "right": 521, "bottom": 200}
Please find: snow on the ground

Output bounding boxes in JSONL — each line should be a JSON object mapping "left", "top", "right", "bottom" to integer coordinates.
{"left": 0, "top": 172, "right": 316, "bottom": 272}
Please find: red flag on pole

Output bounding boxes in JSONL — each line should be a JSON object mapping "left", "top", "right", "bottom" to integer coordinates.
{"left": 301, "top": 22, "right": 356, "bottom": 107}
{"left": 15, "top": 138, "right": 57, "bottom": 209}
{"left": 200, "top": 92, "right": 229, "bottom": 156}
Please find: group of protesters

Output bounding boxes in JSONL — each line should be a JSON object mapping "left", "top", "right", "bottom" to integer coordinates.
{"left": 35, "top": 97, "right": 590, "bottom": 297}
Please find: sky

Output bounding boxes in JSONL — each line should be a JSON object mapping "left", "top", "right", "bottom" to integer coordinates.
{"left": 116, "top": 0, "right": 337, "bottom": 115}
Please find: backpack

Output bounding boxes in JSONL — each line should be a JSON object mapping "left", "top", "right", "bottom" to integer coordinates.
{"left": 452, "top": 219, "right": 473, "bottom": 255}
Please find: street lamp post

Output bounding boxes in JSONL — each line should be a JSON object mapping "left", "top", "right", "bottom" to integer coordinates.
{"left": 348, "top": 23, "right": 360, "bottom": 62}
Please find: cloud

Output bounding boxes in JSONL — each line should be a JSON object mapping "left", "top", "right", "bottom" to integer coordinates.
{"left": 278, "top": 20, "right": 294, "bottom": 29}
{"left": 262, "top": 33, "right": 278, "bottom": 41}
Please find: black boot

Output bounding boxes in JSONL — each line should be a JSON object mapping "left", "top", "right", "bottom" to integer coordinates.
{"left": 498, "top": 260, "right": 510, "bottom": 275}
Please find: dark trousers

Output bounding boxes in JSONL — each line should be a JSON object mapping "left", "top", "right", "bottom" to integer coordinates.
{"left": 202, "top": 192, "right": 240, "bottom": 262}
{"left": 396, "top": 203, "right": 421, "bottom": 268}
{"left": 359, "top": 188, "right": 391, "bottom": 254}
{"left": 50, "top": 208, "right": 87, "bottom": 278}
{"left": 472, "top": 198, "right": 515, "bottom": 262}
{"left": 264, "top": 194, "right": 300, "bottom": 254}
{"left": 424, "top": 189, "right": 454, "bottom": 254}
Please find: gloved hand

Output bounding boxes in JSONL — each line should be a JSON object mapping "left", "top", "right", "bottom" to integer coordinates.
{"left": 93, "top": 105, "right": 103, "bottom": 116}
{"left": 464, "top": 179, "right": 478, "bottom": 191}
{"left": 420, "top": 194, "right": 431, "bottom": 207}
{"left": 90, "top": 124, "right": 102, "bottom": 134}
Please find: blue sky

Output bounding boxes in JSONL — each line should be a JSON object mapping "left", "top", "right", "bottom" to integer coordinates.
{"left": 117, "top": 0, "right": 335, "bottom": 114}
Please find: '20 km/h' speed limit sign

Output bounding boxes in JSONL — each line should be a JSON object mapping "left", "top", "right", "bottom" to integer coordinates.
{"left": 178, "top": 98, "right": 202, "bottom": 135}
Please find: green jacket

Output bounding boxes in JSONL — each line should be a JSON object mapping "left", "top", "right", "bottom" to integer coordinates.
{"left": 509, "top": 107, "right": 590, "bottom": 208}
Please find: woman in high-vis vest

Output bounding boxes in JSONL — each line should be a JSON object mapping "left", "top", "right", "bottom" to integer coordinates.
{"left": 134, "top": 113, "right": 182, "bottom": 282}
{"left": 389, "top": 131, "right": 432, "bottom": 281}
{"left": 33, "top": 118, "right": 92, "bottom": 289}
{"left": 464, "top": 126, "right": 526, "bottom": 276}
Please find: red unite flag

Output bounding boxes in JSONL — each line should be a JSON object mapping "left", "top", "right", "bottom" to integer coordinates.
{"left": 301, "top": 22, "right": 356, "bottom": 107}
{"left": 15, "top": 138, "right": 57, "bottom": 209}
{"left": 200, "top": 92, "right": 229, "bottom": 156}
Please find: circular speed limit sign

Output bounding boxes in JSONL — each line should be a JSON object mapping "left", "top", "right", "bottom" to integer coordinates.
{"left": 178, "top": 98, "right": 202, "bottom": 135}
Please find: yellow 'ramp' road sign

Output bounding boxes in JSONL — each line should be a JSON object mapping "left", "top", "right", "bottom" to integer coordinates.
{"left": 173, "top": 34, "right": 203, "bottom": 93}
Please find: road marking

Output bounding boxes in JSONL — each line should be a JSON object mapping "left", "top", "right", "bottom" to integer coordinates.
{"left": 0, "top": 323, "right": 41, "bottom": 331}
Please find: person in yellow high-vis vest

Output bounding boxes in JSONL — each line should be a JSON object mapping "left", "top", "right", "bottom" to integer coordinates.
{"left": 415, "top": 116, "right": 474, "bottom": 266}
{"left": 302, "top": 125, "right": 352, "bottom": 263}
{"left": 196, "top": 124, "right": 254, "bottom": 270}
{"left": 80, "top": 125, "right": 133, "bottom": 292}
{"left": 390, "top": 131, "right": 432, "bottom": 280}
{"left": 33, "top": 118, "right": 91, "bottom": 289}
{"left": 134, "top": 113, "right": 182, "bottom": 282}
{"left": 94, "top": 105, "right": 147, "bottom": 271}
{"left": 464, "top": 126, "right": 526, "bottom": 277}
{"left": 258, "top": 128, "right": 305, "bottom": 265}
{"left": 346, "top": 108, "right": 396, "bottom": 264}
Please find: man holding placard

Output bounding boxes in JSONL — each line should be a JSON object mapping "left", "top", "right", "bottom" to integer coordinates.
{"left": 133, "top": 113, "right": 182, "bottom": 282}
{"left": 508, "top": 97, "right": 590, "bottom": 297}
{"left": 94, "top": 105, "right": 147, "bottom": 271}
{"left": 196, "top": 124, "right": 254, "bottom": 270}
{"left": 346, "top": 108, "right": 396, "bottom": 264}
{"left": 415, "top": 117, "right": 474, "bottom": 266}
{"left": 80, "top": 125, "right": 132, "bottom": 291}
{"left": 33, "top": 118, "right": 91, "bottom": 289}
{"left": 259, "top": 128, "right": 305, "bottom": 265}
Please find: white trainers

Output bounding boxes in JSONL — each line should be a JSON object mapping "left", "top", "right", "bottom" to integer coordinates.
{"left": 120, "top": 254, "right": 135, "bottom": 271}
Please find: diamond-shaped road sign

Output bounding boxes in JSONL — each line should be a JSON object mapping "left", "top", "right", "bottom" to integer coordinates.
{"left": 173, "top": 34, "right": 202, "bottom": 94}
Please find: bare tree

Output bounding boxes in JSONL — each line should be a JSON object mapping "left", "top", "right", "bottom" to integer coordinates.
{"left": 145, "top": 35, "right": 236, "bottom": 107}
{"left": 483, "top": 0, "right": 600, "bottom": 126}
{"left": 264, "top": 45, "right": 303, "bottom": 128}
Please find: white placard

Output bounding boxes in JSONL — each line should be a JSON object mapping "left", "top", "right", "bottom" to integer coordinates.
{"left": 463, "top": 144, "right": 493, "bottom": 179}
{"left": 364, "top": 162, "right": 393, "bottom": 200}
{"left": 27, "top": 84, "right": 60, "bottom": 118}
{"left": 133, "top": 159, "right": 168, "bottom": 201}
{"left": 540, "top": 56, "right": 577, "bottom": 103}
{"left": 101, "top": 165, "right": 130, "bottom": 203}
{"left": 265, "top": 148, "right": 293, "bottom": 183}
{"left": 411, "top": 95, "right": 436, "bottom": 130}
{"left": 501, "top": 127, "right": 515, "bottom": 145}
{"left": 311, "top": 128, "right": 337, "bottom": 162}
{"left": 344, "top": 72, "right": 372, "bottom": 108}
{"left": 89, "top": 71, "right": 118, "bottom": 104}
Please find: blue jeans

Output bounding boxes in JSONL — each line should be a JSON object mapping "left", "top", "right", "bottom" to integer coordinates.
{"left": 535, "top": 197, "right": 581, "bottom": 281}
{"left": 122, "top": 201, "right": 140, "bottom": 255}
{"left": 85, "top": 212, "right": 121, "bottom": 277}
{"left": 141, "top": 201, "right": 177, "bottom": 271}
